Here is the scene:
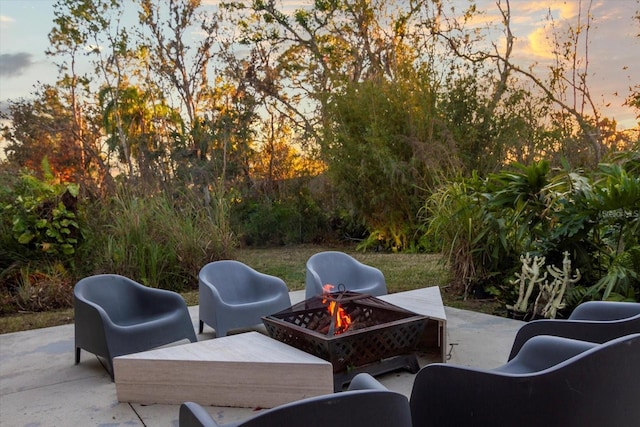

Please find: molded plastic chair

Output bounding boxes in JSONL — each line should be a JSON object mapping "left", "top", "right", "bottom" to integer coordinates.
{"left": 305, "top": 251, "right": 387, "bottom": 299}
{"left": 179, "top": 373, "right": 411, "bottom": 427}
{"left": 409, "top": 333, "right": 640, "bottom": 427}
{"left": 74, "top": 274, "right": 197, "bottom": 379}
{"left": 198, "top": 260, "right": 291, "bottom": 337}
{"left": 508, "top": 300, "right": 640, "bottom": 360}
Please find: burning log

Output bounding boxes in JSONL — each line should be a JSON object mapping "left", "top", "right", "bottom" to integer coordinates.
{"left": 311, "top": 314, "right": 333, "bottom": 334}
{"left": 346, "top": 307, "right": 363, "bottom": 321}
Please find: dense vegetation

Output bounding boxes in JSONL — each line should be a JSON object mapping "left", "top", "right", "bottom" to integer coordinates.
{"left": 1, "top": 0, "right": 639, "bottom": 318}
{"left": 426, "top": 155, "right": 640, "bottom": 316}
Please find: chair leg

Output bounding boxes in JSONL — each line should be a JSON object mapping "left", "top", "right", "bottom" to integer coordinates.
{"left": 75, "top": 347, "right": 81, "bottom": 365}
{"left": 199, "top": 320, "right": 204, "bottom": 334}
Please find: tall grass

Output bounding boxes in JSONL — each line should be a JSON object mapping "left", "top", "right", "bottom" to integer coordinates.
{"left": 87, "top": 187, "right": 235, "bottom": 291}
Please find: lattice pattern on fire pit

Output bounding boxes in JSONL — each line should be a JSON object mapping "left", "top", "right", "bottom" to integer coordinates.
{"left": 262, "top": 291, "right": 427, "bottom": 373}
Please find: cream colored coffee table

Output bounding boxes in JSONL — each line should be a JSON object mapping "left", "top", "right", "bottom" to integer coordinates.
{"left": 114, "top": 331, "right": 333, "bottom": 408}
{"left": 379, "top": 286, "right": 447, "bottom": 362}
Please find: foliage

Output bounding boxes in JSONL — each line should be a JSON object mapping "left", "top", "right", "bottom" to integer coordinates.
{"left": 1, "top": 162, "right": 83, "bottom": 257}
{"left": 0, "top": 87, "right": 102, "bottom": 188}
{"left": 424, "top": 152, "right": 640, "bottom": 306}
{"left": 422, "top": 172, "right": 509, "bottom": 296}
{"left": 573, "top": 162, "right": 640, "bottom": 301}
{"left": 0, "top": 262, "right": 74, "bottom": 315}
{"left": 0, "top": 166, "right": 80, "bottom": 314}
{"left": 232, "top": 185, "right": 329, "bottom": 246}
{"left": 325, "top": 74, "right": 456, "bottom": 252}
{"left": 2, "top": 0, "right": 640, "bottom": 318}
{"left": 86, "top": 188, "right": 235, "bottom": 291}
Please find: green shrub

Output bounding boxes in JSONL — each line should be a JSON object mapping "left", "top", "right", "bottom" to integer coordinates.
{"left": 423, "top": 171, "right": 520, "bottom": 297}
{"left": 232, "top": 189, "right": 329, "bottom": 246}
{"left": 0, "top": 165, "right": 81, "bottom": 314}
{"left": 562, "top": 163, "right": 640, "bottom": 302}
{"left": 1, "top": 167, "right": 82, "bottom": 258}
{"left": 424, "top": 152, "right": 640, "bottom": 307}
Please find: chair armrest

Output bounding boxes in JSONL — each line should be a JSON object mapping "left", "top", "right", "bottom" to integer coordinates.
{"left": 249, "top": 273, "right": 290, "bottom": 300}
{"left": 569, "top": 301, "right": 640, "bottom": 321}
{"left": 179, "top": 402, "right": 220, "bottom": 427}
{"left": 347, "top": 373, "right": 389, "bottom": 391}
{"left": 508, "top": 305, "right": 640, "bottom": 360}
{"left": 137, "top": 284, "right": 187, "bottom": 304}
{"left": 497, "top": 335, "right": 596, "bottom": 374}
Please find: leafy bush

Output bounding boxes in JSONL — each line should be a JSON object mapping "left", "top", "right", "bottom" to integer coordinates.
{"left": 422, "top": 171, "right": 517, "bottom": 296}
{"left": 2, "top": 167, "right": 82, "bottom": 257}
{"left": 323, "top": 75, "right": 452, "bottom": 252}
{"left": 0, "top": 165, "right": 80, "bottom": 313}
{"left": 424, "top": 152, "right": 640, "bottom": 308}
{"left": 560, "top": 163, "right": 640, "bottom": 302}
{"left": 232, "top": 188, "right": 329, "bottom": 246}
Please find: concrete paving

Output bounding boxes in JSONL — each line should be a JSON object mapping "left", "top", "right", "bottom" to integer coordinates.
{"left": 0, "top": 290, "right": 524, "bottom": 427}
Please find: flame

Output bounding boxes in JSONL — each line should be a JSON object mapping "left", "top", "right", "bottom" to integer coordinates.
{"left": 322, "top": 284, "right": 352, "bottom": 334}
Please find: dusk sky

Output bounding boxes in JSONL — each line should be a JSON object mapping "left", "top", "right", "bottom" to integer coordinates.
{"left": 1, "top": 0, "right": 639, "bottom": 129}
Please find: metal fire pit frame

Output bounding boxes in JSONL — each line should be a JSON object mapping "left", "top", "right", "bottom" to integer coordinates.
{"left": 262, "top": 291, "right": 428, "bottom": 390}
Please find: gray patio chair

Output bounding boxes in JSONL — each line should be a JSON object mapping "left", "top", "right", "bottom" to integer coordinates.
{"left": 410, "top": 333, "right": 640, "bottom": 427}
{"left": 305, "top": 251, "right": 387, "bottom": 299}
{"left": 198, "top": 260, "right": 291, "bottom": 337}
{"left": 74, "top": 274, "right": 197, "bottom": 380}
{"left": 179, "top": 373, "right": 411, "bottom": 427}
{"left": 508, "top": 300, "right": 640, "bottom": 359}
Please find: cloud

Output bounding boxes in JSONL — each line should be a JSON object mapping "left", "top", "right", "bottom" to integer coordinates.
{"left": 509, "top": 1, "right": 586, "bottom": 61}
{"left": 525, "top": 26, "right": 555, "bottom": 59}
{"left": 0, "top": 52, "right": 33, "bottom": 77}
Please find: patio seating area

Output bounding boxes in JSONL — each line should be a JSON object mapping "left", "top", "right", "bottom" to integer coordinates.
{"left": 0, "top": 290, "right": 523, "bottom": 426}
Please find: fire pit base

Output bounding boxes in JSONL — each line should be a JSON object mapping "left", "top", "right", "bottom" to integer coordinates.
{"left": 333, "top": 354, "right": 420, "bottom": 392}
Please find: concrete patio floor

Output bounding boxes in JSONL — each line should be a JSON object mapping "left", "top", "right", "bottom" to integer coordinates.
{"left": 0, "top": 290, "right": 524, "bottom": 426}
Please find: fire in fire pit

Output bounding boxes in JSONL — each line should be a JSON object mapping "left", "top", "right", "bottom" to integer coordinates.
{"left": 262, "top": 287, "right": 428, "bottom": 390}
{"left": 321, "top": 285, "right": 353, "bottom": 335}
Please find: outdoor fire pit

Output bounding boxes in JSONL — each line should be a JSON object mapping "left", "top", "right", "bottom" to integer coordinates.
{"left": 262, "top": 289, "right": 428, "bottom": 390}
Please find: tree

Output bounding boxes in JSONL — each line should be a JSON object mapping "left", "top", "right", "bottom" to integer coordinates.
{"left": 432, "top": 0, "right": 636, "bottom": 169}
{"left": 223, "top": 0, "right": 433, "bottom": 148}
{"left": 45, "top": 0, "right": 124, "bottom": 192}
{"left": 1, "top": 86, "right": 104, "bottom": 188}
{"left": 137, "top": 0, "right": 218, "bottom": 136}
{"left": 99, "top": 82, "right": 180, "bottom": 186}
{"left": 325, "top": 69, "right": 458, "bottom": 250}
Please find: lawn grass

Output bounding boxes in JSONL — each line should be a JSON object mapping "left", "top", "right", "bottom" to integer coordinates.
{"left": 233, "top": 244, "right": 449, "bottom": 292}
{"left": 0, "top": 244, "right": 499, "bottom": 334}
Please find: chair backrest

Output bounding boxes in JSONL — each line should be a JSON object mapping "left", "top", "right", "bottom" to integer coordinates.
{"left": 240, "top": 389, "right": 411, "bottom": 427}
{"left": 307, "top": 251, "right": 365, "bottom": 288}
{"left": 410, "top": 333, "right": 640, "bottom": 427}
{"left": 74, "top": 274, "right": 144, "bottom": 323}
{"left": 199, "top": 260, "right": 277, "bottom": 303}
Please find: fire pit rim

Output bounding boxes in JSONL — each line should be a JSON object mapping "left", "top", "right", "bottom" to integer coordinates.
{"left": 262, "top": 310, "right": 428, "bottom": 340}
